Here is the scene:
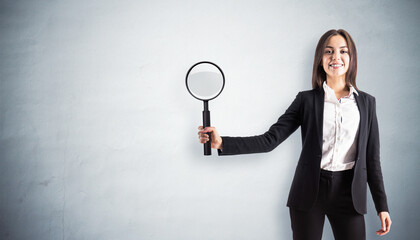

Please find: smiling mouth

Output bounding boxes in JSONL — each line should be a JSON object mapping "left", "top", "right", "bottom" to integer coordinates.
{"left": 329, "top": 64, "right": 344, "bottom": 69}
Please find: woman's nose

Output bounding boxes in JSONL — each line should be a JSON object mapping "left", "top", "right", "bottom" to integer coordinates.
{"left": 333, "top": 51, "right": 340, "bottom": 60}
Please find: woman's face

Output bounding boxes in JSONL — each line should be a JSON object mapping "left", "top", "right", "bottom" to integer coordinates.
{"left": 322, "top": 35, "right": 350, "bottom": 80}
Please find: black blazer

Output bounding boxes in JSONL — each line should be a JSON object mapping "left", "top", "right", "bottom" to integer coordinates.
{"left": 218, "top": 87, "right": 389, "bottom": 215}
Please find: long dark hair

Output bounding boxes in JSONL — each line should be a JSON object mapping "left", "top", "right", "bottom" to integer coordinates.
{"left": 312, "top": 29, "right": 358, "bottom": 91}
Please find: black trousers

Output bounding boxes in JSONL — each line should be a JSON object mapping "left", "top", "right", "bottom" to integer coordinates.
{"left": 289, "top": 168, "right": 366, "bottom": 240}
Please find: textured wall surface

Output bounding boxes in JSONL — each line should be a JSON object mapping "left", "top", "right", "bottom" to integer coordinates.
{"left": 1, "top": 0, "right": 419, "bottom": 239}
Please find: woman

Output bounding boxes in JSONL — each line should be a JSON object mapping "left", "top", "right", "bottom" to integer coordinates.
{"left": 197, "top": 29, "right": 392, "bottom": 240}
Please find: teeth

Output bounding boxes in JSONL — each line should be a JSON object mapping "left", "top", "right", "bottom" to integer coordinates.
{"left": 330, "top": 64, "right": 342, "bottom": 67}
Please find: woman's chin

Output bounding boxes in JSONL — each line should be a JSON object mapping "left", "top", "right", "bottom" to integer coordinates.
{"left": 326, "top": 71, "right": 346, "bottom": 79}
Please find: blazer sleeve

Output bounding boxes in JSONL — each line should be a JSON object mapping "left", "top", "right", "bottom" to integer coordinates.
{"left": 218, "top": 92, "right": 302, "bottom": 156}
{"left": 366, "top": 97, "right": 390, "bottom": 214}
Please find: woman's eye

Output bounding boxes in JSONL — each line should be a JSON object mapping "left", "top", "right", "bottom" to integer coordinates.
{"left": 341, "top": 50, "right": 348, "bottom": 54}
{"left": 325, "top": 50, "right": 332, "bottom": 54}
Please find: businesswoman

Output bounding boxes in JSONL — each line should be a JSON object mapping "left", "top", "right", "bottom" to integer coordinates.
{"left": 197, "top": 29, "right": 391, "bottom": 240}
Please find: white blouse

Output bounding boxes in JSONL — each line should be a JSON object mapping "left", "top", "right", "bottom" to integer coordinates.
{"left": 320, "top": 81, "right": 360, "bottom": 171}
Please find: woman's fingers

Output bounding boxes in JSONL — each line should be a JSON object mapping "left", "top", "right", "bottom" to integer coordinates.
{"left": 199, "top": 135, "right": 209, "bottom": 143}
{"left": 198, "top": 135, "right": 209, "bottom": 140}
{"left": 197, "top": 127, "right": 215, "bottom": 139}
{"left": 198, "top": 126, "right": 210, "bottom": 143}
{"left": 198, "top": 128, "right": 212, "bottom": 144}
{"left": 198, "top": 126, "right": 214, "bottom": 133}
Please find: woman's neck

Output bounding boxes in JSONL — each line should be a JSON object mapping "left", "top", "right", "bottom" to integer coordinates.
{"left": 326, "top": 77, "right": 349, "bottom": 100}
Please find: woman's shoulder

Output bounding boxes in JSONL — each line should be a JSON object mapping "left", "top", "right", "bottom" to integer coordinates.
{"left": 355, "top": 90, "right": 377, "bottom": 106}
{"left": 296, "top": 88, "right": 322, "bottom": 98}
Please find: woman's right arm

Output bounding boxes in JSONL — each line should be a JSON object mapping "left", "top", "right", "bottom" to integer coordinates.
{"left": 197, "top": 92, "right": 303, "bottom": 156}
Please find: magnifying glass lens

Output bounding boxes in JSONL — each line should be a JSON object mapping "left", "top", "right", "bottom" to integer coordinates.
{"left": 186, "top": 63, "right": 224, "bottom": 101}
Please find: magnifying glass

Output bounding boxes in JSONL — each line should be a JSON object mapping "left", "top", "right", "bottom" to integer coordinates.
{"left": 186, "top": 61, "right": 225, "bottom": 156}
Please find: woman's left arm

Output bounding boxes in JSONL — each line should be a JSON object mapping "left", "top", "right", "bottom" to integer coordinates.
{"left": 366, "top": 97, "right": 392, "bottom": 235}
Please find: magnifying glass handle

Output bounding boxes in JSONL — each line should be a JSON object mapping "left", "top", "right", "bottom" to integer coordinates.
{"left": 203, "top": 110, "right": 211, "bottom": 155}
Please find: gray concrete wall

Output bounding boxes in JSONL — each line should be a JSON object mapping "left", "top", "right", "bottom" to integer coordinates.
{"left": 1, "top": 0, "right": 419, "bottom": 239}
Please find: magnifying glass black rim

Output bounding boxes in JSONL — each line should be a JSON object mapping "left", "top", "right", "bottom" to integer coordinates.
{"left": 185, "top": 61, "right": 225, "bottom": 102}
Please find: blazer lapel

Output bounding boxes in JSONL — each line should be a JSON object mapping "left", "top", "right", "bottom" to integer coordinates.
{"left": 354, "top": 92, "right": 365, "bottom": 163}
{"left": 314, "top": 88, "right": 325, "bottom": 153}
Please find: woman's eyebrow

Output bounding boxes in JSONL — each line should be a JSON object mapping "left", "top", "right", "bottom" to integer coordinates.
{"left": 325, "top": 46, "right": 348, "bottom": 48}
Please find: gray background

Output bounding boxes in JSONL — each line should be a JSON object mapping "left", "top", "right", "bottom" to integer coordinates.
{"left": 1, "top": 0, "right": 419, "bottom": 239}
